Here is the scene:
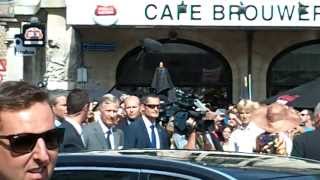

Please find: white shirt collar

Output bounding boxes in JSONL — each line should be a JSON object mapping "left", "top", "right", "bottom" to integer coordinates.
{"left": 65, "top": 117, "right": 83, "bottom": 135}
{"left": 98, "top": 118, "right": 113, "bottom": 133}
{"left": 142, "top": 115, "right": 155, "bottom": 127}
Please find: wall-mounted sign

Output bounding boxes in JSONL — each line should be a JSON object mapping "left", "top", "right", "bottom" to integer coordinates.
{"left": 22, "top": 23, "right": 46, "bottom": 47}
{"left": 66, "top": 0, "right": 320, "bottom": 28}
{"left": 14, "top": 34, "right": 36, "bottom": 56}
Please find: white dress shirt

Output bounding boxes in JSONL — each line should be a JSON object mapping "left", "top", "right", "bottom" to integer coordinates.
{"left": 98, "top": 119, "right": 115, "bottom": 149}
{"left": 229, "top": 122, "right": 293, "bottom": 154}
{"left": 229, "top": 122, "right": 264, "bottom": 153}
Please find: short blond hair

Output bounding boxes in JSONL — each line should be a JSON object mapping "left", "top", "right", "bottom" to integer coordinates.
{"left": 100, "top": 93, "right": 120, "bottom": 107}
{"left": 236, "top": 99, "right": 260, "bottom": 113}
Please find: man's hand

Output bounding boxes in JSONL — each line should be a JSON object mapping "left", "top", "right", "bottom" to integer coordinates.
{"left": 204, "top": 110, "right": 217, "bottom": 121}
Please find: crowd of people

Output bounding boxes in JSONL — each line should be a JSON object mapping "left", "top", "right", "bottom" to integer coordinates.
{"left": 50, "top": 86, "right": 320, "bottom": 161}
{"left": 1, "top": 80, "right": 320, "bottom": 180}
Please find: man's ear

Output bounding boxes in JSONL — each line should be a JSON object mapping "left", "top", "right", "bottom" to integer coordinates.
{"left": 141, "top": 104, "right": 145, "bottom": 112}
{"left": 82, "top": 103, "right": 89, "bottom": 112}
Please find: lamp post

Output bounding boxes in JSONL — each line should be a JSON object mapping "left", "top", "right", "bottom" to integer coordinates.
{"left": 77, "top": 66, "right": 88, "bottom": 88}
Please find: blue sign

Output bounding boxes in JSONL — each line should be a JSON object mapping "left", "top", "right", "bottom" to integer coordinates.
{"left": 82, "top": 43, "right": 116, "bottom": 52}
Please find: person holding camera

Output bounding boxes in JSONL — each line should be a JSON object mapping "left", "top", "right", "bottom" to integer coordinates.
{"left": 172, "top": 110, "right": 223, "bottom": 151}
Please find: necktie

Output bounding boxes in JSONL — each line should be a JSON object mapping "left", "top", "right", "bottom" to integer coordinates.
{"left": 150, "top": 125, "right": 157, "bottom": 148}
{"left": 106, "top": 130, "right": 112, "bottom": 149}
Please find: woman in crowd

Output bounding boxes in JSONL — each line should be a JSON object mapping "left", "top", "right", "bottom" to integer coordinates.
{"left": 221, "top": 125, "right": 234, "bottom": 151}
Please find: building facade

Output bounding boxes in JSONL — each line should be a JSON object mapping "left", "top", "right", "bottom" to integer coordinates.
{"left": 2, "top": 0, "right": 320, "bottom": 106}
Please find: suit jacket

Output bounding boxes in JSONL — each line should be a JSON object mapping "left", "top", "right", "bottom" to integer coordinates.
{"left": 116, "top": 117, "right": 141, "bottom": 134}
{"left": 291, "top": 129, "right": 320, "bottom": 161}
{"left": 116, "top": 118, "right": 131, "bottom": 132}
{"left": 124, "top": 117, "right": 169, "bottom": 149}
{"left": 59, "top": 120, "right": 85, "bottom": 153}
{"left": 83, "top": 121, "right": 124, "bottom": 151}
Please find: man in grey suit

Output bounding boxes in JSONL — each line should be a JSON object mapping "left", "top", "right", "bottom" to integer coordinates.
{"left": 83, "top": 94, "right": 124, "bottom": 151}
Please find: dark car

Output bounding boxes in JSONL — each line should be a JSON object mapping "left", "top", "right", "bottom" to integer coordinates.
{"left": 53, "top": 150, "right": 320, "bottom": 180}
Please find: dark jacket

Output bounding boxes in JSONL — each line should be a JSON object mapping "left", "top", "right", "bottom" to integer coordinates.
{"left": 59, "top": 120, "right": 85, "bottom": 153}
{"left": 291, "top": 129, "right": 320, "bottom": 161}
{"left": 124, "top": 117, "right": 169, "bottom": 149}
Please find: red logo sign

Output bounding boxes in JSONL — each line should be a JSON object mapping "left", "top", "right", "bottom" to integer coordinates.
{"left": 24, "top": 27, "right": 43, "bottom": 40}
{"left": 95, "top": 5, "right": 117, "bottom": 16}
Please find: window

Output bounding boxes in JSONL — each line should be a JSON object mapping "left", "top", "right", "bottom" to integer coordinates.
{"left": 268, "top": 41, "right": 320, "bottom": 96}
{"left": 52, "top": 170, "right": 139, "bottom": 180}
{"left": 145, "top": 174, "right": 187, "bottom": 180}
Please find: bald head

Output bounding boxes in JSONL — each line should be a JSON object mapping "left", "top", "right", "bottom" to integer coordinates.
{"left": 124, "top": 96, "right": 141, "bottom": 119}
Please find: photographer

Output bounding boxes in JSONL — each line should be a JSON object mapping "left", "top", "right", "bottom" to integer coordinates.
{"left": 172, "top": 110, "right": 223, "bottom": 151}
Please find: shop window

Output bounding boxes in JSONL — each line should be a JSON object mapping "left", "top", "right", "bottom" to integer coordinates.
{"left": 116, "top": 39, "right": 232, "bottom": 108}
{"left": 267, "top": 40, "right": 320, "bottom": 97}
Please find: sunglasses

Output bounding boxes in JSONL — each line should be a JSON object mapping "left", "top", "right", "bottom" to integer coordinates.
{"left": 0, "top": 128, "right": 64, "bottom": 154}
{"left": 145, "top": 104, "right": 160, "bottom": 109}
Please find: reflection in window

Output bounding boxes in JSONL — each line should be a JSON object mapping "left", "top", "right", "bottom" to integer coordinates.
{"left": 145, "top": 173, "right": 187, "bottom": 180}
{"left": 268, "top": 42, "right": 320, "bottom": 96}
{"left": 116, "top": 40, "right": 232, "bottom": 108}
{"left": 51, "top": 170, "right": 139, "bottom": 180}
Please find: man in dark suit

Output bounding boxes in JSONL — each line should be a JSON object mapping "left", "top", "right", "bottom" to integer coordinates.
{"left": 60, "top": 89, "right": 90, "bottom": 153}
{"left": 117, "top": 95, "right": 141, "bottom": 131}
{"left": 291, "top": 102, "right": 320, "bottom": 160}
{"left": 83, "top": 94, "right": 124, "bottom": 150}
{"left": 125, "top": 94, "right": 169, "bottom": 149}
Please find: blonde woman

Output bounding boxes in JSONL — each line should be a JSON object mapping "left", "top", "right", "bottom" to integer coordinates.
{"left": 228, "top": 99, "right": 262, "bottom": 153}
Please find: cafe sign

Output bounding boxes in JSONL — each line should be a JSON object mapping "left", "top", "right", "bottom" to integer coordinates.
{"left": 66, "top": 0, "right": 320, "bottom": 27}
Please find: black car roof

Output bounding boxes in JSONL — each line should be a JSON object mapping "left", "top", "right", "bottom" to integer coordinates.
{"left": 57, "top": 150, "right": 320, "bottom": 172}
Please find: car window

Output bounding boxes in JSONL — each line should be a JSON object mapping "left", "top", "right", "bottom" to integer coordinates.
{"left": 145, "top": 174, "right": 187, "bottom": 180}
{"left": 140, "top": 170, "right": 202, "bottom": 180}
{"left": 51, "top": 170, "right": 139, "bottom": 180}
